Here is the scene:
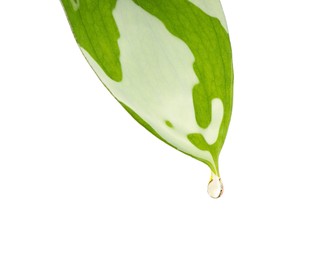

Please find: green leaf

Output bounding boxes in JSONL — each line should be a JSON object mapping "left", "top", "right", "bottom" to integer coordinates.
{"left": 61, "top": 0, "right": 234, "bottom": 197}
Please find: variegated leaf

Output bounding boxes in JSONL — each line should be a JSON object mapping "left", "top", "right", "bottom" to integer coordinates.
{"left": 61, "top": 0, "right": 233, "bottom": 198}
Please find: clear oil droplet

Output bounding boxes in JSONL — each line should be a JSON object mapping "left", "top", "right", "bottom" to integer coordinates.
{"left": 207, "top": 174, "right": 223, "bottom": 199}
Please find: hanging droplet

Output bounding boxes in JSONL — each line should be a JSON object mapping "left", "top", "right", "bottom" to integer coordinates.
{"left": 207, "top": 174, "right": 223, "bottom": 199}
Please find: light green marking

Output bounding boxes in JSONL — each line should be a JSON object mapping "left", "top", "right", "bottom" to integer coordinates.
{"left": 165, "top": 120, "right": 174, "bottom": 128}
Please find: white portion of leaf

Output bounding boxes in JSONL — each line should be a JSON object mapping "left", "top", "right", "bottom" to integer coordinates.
{"left": 203, "top": 98, "right": 224, "bottom": 145}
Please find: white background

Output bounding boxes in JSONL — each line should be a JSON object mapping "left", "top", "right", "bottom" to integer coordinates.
{"left": 1, "top": 1, "right": 317, "bottom": 259}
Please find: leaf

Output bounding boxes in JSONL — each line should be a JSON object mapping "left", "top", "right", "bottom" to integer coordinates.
{"left": 61, "top": 0, "right": 234, "bottom": 197}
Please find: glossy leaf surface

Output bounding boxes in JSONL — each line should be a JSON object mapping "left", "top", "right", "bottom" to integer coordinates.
{"left": 61, "top": 0, "right": 233, "bottom": 197}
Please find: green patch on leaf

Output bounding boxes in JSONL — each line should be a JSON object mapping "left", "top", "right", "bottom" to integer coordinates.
{"left": 61, "top": 0, "right": 122, "bottom": 81}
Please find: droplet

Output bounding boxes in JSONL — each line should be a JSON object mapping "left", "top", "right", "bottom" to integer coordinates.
{"left": 207, "top": 174, "right": 223, "bottom": 199}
